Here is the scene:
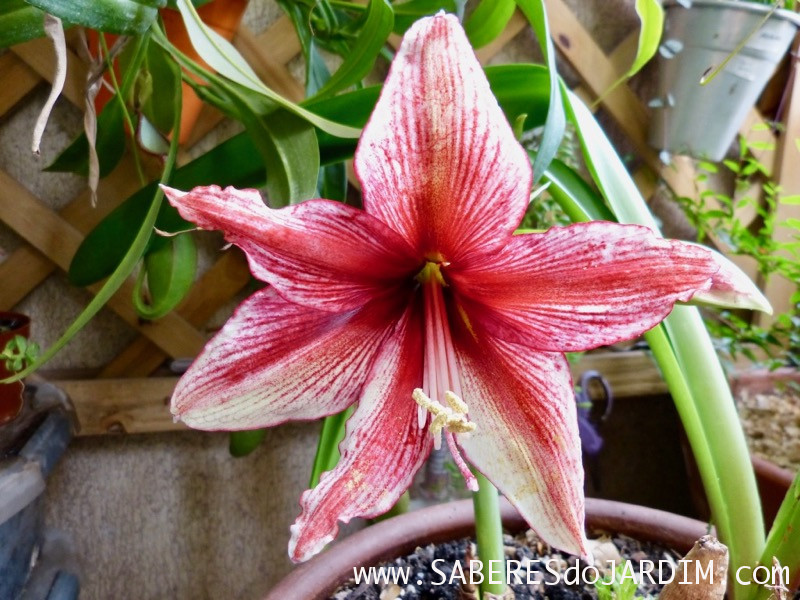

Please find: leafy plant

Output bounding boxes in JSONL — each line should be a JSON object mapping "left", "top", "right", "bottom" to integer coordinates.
{"left": 677, "top": 133, "right": 800, "bottom": 369}
{"left": 1, "top": 336, "right": 40, "bottom": 373}
{"left": 595, "top": 564, "right": 651, "bottom": 600}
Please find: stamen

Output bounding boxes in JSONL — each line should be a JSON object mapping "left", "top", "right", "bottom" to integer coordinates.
{"left": 415, "top": 260, "right": 478, "bottom": 492}
{"left": 413, "top": 388, "right": 476, "bottom": 451}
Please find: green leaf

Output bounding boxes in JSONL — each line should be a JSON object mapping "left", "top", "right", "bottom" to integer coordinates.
{"left": 464, "top": 0, "right": 515, "bottom": 49}
{"left": 191, "top": 75, "right": 319, "bottom": 206}
{"left": 24, "top": 0, "right": 164, "bottom": 35}
{"left": 543, "top": 158, "right": 614, "bottom": 223}
{"left": 133, "top": 232, "right": 197, "bottom": 320}
{"left": 312, "top": 0, "right": 394, "bottom": 99}
{"left": 319, "top": 162, "right": 347, "bottom": 201}
{"left": 392, "top": 0, "right": 456, "bottom": 34}
{"left": 514, "top": 0, "right": 565, "bottom": 182}
{"left": 173, "top": 0, "right": 359, "bottom": 138}
{"left": 622, "top": 0, "right": 662, "bottom": 82}
{"left": 753, "top": 473, "right": 800, "bottom": 600}
{"left": 141, "top": 40, "right": 179, "bottom": 133}
{"left": 68, "top": 133, "right": 264, "bottom": 286}
{"left": 228, "top": 429, "right": 268, "bottom": 457}
{"left": 44, "top": 99, "right": 126, "bottom": 177}
{"left": 0, "top": 0, "right": 45, "bottom": 48}
{"left": 780, "top": 194, "right": 800, "bottom": 205}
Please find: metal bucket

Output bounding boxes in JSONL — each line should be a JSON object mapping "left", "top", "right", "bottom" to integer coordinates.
{"left": 648, "top": 0, "right": 800, "bottom": 161}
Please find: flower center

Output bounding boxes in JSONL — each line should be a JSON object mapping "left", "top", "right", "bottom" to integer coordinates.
{"left": 414, "top": 261, "right": 478, "bottom": 492}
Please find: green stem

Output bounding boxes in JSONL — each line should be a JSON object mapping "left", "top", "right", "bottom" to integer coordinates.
{"left": 472, "top": 473, "right": 507, "bottom": 599}
{"left": 309, "top": 407, "right": 353, "bottom": 487}
{"left": 663, "top": 308, "right": 765, "bottom": 600}
{"left": 0, "top": 37, "right": 182, "bottom": 383}
{"left": 98, "top": 33, "right": 147, "bottom": 185}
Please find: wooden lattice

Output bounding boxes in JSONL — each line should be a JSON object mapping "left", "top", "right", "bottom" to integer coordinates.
{"left": 0, "top": 0, "right": 797, "bottom": 435}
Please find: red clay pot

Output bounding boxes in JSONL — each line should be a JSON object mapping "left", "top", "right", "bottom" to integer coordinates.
{"left": 0, "top": 312, "right": 30, "bottom": 425}
{"left": 266, "top": 498, "right": 709, "bottom": 600}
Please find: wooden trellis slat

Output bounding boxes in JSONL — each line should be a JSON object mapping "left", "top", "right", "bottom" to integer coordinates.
{"left": 760, "top": 38, "right": 800, "bottom": 326}
{"left": 98, "top": 250, "right": 251, "bottom": 378}
{"left": 11, "top": 37, "right": 87, "bottom": 108}
{"left": 0, "top": 169, "right": 207, "bottom": 358}
{"left": 0, "top": 159, "right": 141, "bottom": 308}
{"left": 0, "top": 53, "right": 41, "bottom": 116}
{"left": 1, "top": 3, "right": 796, "bottom": 435}
{"left": 57, "top": 351, "right": 668, "bottom": 436}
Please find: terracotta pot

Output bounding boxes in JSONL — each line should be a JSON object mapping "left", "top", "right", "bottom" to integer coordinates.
{"left": 266, "top": 497, "right": 709, "bottom": 600}
{"left": 0, "top": 312, "right": 30, "bottom": 426}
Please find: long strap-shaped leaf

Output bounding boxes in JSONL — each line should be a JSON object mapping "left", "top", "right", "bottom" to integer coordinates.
{"left": 175, "top": 0, "right": 360, "bottom": 138}
{"left": 25, "top": 0, "right": 164, "bottom": 34}
{"left": 0, "top": 0, "right": 45, "bottom": 48}
{"left": 311, "top": 0, "right": 394, "bottom": 100}
{"left": 464, "top": 0, "right": 516, "bottom": 49}
{"left": 594, "top": 0, "right": 663, "bottom": 105}
{"left": 515, "top": 0, "right": 566, "bottom": 183}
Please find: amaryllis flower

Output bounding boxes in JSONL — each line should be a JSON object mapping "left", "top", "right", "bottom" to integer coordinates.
{"left": 163, "top": 14, "right": 769, "bottom": 562}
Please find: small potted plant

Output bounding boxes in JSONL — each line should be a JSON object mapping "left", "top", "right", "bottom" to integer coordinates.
{"left": 648, "top": 0, "right": 800, "bottom": 160}
{"left": 0, "top": 312, "right": 36, "bottom": 425}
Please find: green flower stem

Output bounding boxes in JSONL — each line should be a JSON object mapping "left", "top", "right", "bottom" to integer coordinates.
{"left": 473, "top": 473, "right": 507, "bottom": 599}
{"left": 662, "top": 308, "right": 764, "bottom": 600}
{"left": 309, "top": 407, "right": 353, "bottom": 487}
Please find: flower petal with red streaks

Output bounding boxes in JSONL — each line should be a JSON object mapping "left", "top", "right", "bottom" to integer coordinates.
{"left": 452, "top": 321, "right": 589, "bottom": 557}
{"left": 450, "top": 221, "right": 768, "bottom": 352}
{"left": 164, "top": 185, "right": 418, "bottom": 312}
{"left": 355, "top": 13, "right": 531, "bottom": 263}
{"left": 289, "top": 301, "right": 430, "bottom": 562}
{"left": 171, "top": 288, "right": 405, "bottom": 430}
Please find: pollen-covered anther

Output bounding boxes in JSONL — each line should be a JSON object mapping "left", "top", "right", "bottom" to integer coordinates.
{"left": 412, "top": 388, "right": 476, "bottom": 449}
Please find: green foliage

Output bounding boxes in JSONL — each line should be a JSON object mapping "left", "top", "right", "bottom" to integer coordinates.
{"left": 25, "top": 0, "right": 165, "bottom": 35}
{"left": 1, "top": 335, "right": 40, "bottom": 373}
{"left": 677, "top": 135, "right": 800, "bottom": 369}
{"left": 594, "top": 565, "right": 649, "bottom": 600}
{"left": 0, "top": 1, "right": 46, "bottom": 49}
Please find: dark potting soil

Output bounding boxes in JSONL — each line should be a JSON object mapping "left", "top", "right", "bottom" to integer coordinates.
{"left": 331, "top": 529, "right": 685, "bottom": 599}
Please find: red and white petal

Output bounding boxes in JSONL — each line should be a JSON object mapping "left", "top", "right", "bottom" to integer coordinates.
{"left": 355, "top": 13, "right": 531, "bottom": 264}
{"left": 164, "top": 185, "right": 418, "bottom": 312}
{"left": 452, "top": 324, "right": 589, "bottom": 557}
{"left": 289, "top": 301, "right": 431, "bottom": 562}
{"left": 688, "top": 245, "right": 771, "bottom": 313}
{"left": 171, "top": 288, "right": 406, "bottom": 430}
{"left": 450, "top": 221, "right": 767, "bottom": 352}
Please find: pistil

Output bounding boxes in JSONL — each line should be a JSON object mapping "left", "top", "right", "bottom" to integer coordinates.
{"left": 414, "top": 262, "right": 478, "bottom": 491}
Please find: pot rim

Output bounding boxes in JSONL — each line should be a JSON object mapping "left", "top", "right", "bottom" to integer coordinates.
{"left": 663, "top": 0, "right": 800, "bottom": 28}
{"left": 266, "top": 497, "right": 710, "bottom": 600}
{"left": 0, "top": 312, "right": 30, "bottom": 335}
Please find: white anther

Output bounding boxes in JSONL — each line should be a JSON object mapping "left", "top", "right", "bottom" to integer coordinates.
{"left": 412, "top": 388, "right": 476, "bottom": 450}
